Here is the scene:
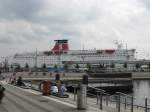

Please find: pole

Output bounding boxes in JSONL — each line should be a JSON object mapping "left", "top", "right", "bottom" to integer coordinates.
{"left": 74, "top": 87, "right": 76, "bottom": 101}
{"left": 145, "top": 98, "right": 147, "bottom": 112}
{"left": 125, "top": 97, "right": 127, "bottom": 109}
{"left": 100, "top": 92, "right": 103, "bottom": 110}
{"left": 96, "top": 91, "right": 99, "bottom": 104}
{"left": 131, "top": 96, "right": 133, "bottom": 112}
{"left": 106, "top": 95, "right": 109, "bottom": 106}
{"left": 118, "top": 94, "right": 120, "bottom": 112}
{"left": 35, "top": 48, "right": 37, "bottom": 73}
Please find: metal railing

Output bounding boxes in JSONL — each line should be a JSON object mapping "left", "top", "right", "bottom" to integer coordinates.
{"left": 72, "top": 85, "right": 150, "bottom": 112}
{"left": 114, "top": 92, "right": 150, "bottom": 112}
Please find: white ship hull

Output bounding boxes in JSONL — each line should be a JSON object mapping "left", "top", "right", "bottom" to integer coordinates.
{"left": 9, "top": 40, "right": 136, "bottom": 68}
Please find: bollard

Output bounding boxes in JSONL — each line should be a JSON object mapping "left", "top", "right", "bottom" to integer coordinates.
{"left": 77, "top": 84, "right": 87, "bottom": 110}
{"left": 77, "top": 75, "right": 88, "bottom": 110}
{"left": 100, "top": 92, "right": 103, "bottom": 110}
{"left": 131, "top": 96, "right": 133, "bottom": 112}
{"left": 106, "top": 95, "right": 109, "bottom": 106}
{"left": 74, "top": 87, "right": 76, "bottom": 101}
{"left": 145, "top": 98, "right": 147, "bottom": 112}
{"left": 96, "top": 91, "right": 99, "bottom": 104}
{"left": 115, "top": 95, "right": 118, "bottom": 108}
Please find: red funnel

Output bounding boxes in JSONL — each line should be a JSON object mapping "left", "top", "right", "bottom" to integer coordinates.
{"left": 51, "top": 40, "right": 69, "bottom": 54}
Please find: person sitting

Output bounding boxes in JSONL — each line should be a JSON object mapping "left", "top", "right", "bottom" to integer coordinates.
{"left": 16, "top": 76, "right": 25, "bottom": 86}
{"left": 51, "top": 84, "right": 58, "bottom": 95}
{"left": 60, "top": 84, "right": 67, "bottom": 97}
{"left": 38, "top": 82, "right": 43, "bottom": 91}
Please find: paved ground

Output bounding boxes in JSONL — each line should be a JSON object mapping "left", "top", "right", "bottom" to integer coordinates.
{"left": 0, "top": 84, "right": 145, "bottom": 112}
{"left": 0, "top": 84, "right": 106, "bottom": 112}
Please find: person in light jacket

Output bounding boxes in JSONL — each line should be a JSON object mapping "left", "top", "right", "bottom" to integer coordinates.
{"left": 60, "top": 84, "right": 67, "bottom": 96}
{"left": 51, "top": 84, "right": 58, "bottom": 95}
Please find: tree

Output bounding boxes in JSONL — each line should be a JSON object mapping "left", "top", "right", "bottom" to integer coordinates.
{"left": 15, "top": 64, "right": 21, "bottom": 72}
{"left": 54, "top": 64, "right": 58, "bottom": 72}
{"left": 75, "top": 64, "right": 79, "bottom": 70}
{"left": 110, "top": 63, "right": 115, "bottom": 68}
{"left": 148, "top": 62, "right": 150, "bottom": 71}
{"left": 42, "top": 63, "right": 47, "bottom": 72}
{"left": 25, "top": 63, "right": 29, "bottom": 69}
{"left": 123, "top": 62, "right": 127, "bottom": 71}
{"left": 24, "top": 63, "right": 29, "bottom": 71}
{"left": 98, "top": 63, "right": 104, "bottom": 69}
{"left": 63, "top": 63, "right": 68, "bottom": 72}
{"left": 42, "top": 63, "right": 46, "bottom": 69}
{"left": 10, "top": 65, "right": 13, "bottom": 72}
{"left": 17, "top": 64, "right": 21, "bottom": 69}
{"left": 86, "top": 63, "right": 91, "bottom": 70}
{"left": 4, "top": 61, "right": 8, "bottom": 72}
{"left": 135, "top": 63, "right": 140, "bottom": 71}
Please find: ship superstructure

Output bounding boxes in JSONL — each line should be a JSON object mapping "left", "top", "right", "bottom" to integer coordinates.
{"left": 9, "top": 39, "right": 136, "bottom": 68}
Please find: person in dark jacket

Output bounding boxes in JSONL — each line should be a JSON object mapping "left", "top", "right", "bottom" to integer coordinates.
{"left": 0, "top": 84, "right": 5, "bottom": 103}
{"left": 16, "top": 76, "right": 25, "bottom": 86}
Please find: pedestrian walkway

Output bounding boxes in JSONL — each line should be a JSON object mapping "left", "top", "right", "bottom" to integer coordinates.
{"left": 1, "top": 84, "right": 106, "bottom": 112}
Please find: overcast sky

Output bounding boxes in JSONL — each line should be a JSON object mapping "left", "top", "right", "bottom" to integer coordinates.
{"left": 0, "top": 0, "right": 150, "bottom": 60}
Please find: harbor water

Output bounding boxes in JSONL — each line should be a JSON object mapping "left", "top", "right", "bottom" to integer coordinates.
{"left": 133, "top": 80, "right": 150, "bottom": 106}
{"left": 89, "top": 79, "right": 150, "bottom": 106}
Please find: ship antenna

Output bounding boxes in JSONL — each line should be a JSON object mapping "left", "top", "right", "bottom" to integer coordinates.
{"left": 125, "top": 43, "right": 129, "bottom": 60}
{"left": 83, "top": 44, "right": 85, "bottom": 51}
{"left": 35, "top": 48, "right": 38, "bottom": 69}
{"left": 115, "top": 41, "right": 123, "bottom": 49}
{"left": 126, "top": 43, "right": 127, "bottom": 50}
{"left": 81, "top": 43, "right": 85, "bottom": 63}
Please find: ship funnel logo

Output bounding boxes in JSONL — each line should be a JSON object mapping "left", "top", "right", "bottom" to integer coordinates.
{"left": 51, "top": 39, "right": 69, "bottom": 54}
{"left": 59, "top": 44, "right": 63, "bottom": 50}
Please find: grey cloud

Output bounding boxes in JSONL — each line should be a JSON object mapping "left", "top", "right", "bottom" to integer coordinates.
{"left": 0, "top": 0, "right": 100, "bottom": 24}
{"left": 0, "top": 0, "right": 101, "bottom": 46}
{"left": 143, "top": 0, "right": 150, "bottom": 9}
{"left": 0, "top": 0, "right": 45, "bottom": 21}
{"left": 0, "top": 36, "right": 24, "bottom": 44}
{"left": 0, "top": 21, "right": 47, "bottom": 44}
{"left": 0, "top": 0, "right": 150, "bottom": 59}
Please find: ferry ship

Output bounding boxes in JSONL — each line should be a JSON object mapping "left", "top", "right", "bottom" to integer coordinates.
{"left": 9, "top": 39, "right": 136, "bottom": 69}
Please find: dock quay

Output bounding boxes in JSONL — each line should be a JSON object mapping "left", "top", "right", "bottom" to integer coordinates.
{"left": 2, "top": 71, "right": 150, "bottom": 80}
{"left": 1, "top": 72, "right": 150, "bottom": 112}
{"left": 7, "top": 71, "right": 133, "bottom": 94}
